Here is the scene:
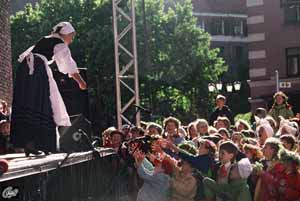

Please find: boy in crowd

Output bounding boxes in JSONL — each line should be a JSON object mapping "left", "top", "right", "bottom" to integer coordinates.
{"left": 203, "top": 141, "right": 251, "bottom": 201}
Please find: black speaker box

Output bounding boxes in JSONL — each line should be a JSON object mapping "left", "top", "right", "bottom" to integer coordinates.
{"left": 59, "top": 114, "right": 93, "bottom": 153}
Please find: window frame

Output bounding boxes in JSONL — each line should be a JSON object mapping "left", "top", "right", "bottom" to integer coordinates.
{"left": 282, "top": 0, "right": 300, "bottom": 24}
{"left": 286, "top": 47, "right": 300, "bottom": 77}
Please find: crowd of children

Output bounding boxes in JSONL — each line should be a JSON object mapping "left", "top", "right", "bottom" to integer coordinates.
{"left": 102, "top": 91, "right": 300, "bottom": 201}
{"left": 2, "top": 89, "right": 300, "bottom": 201}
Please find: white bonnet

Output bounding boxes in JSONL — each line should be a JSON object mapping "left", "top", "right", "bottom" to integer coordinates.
{"left": 237, "top": 158, "right": 253, "bottom": 179}
{"left": 256, "top": 120, "right": 274, "bottom": 137}
{"left": 53, "top": 21, "right": 75, "bottom": 35}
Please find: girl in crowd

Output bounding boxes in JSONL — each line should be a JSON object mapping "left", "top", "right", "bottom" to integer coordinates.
{"left": 235, "top": 119, "right": 251, "bottom": 132}
{"left": 161, "top": 143, "right": 198, "bottom": 201}
{"left": 146, "top": 122, "right": 163, "bottom": 136}
{"left": 195, "top": 119, "right": 209, "bottom": 136}
{"left": 163, "top": 117, "right": 184, "bottom": 145}
{"left": 133, "top": 149, "right": 170, "bottom": 201}
{"left": 269, "top": 91, "right": 294, "bottom": 124}
{"left": 187, "top": 122, "right": 198, "bottom": 140}
{"left": 275, "top": 150, "right": 300, "bottom": 201}
{"left": 254, "top": 138, "right": 284, "bottom": 201}
{"left": 256, "top": 121, "right": 274, "bottom": 147}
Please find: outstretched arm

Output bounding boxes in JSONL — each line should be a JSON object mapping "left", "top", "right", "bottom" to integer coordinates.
{"left": 70, "top": 72, "right": 87, "bottom": 90}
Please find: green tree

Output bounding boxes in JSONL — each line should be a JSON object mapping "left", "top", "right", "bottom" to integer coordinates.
{"left": 10, "top": 0, "right": 226, "bottom": 132}
{"left": 135, "top": 0, "right": 226, "bottom": 122}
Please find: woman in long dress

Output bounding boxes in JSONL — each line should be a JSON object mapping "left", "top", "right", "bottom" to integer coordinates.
{"left": 11, "top": 22, "right": 87, "bottom": 156}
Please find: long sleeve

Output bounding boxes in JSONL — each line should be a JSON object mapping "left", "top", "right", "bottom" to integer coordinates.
{"left": 287, "top": 109, "right": 294, "bottom": 119}
{"left": 226, "top": 108, "right": 234, "bottom": 125}
{"left": 53, "top": 43, "right": 79, "bottom": 76}
{"left": 178, "top": 151, "right": 211, "bottom": 174}
{"left": 137, "top": 158, "right": 156, "bottom": 181}
{"left": 209, "top": 110, "right": 217, "bottom": 125}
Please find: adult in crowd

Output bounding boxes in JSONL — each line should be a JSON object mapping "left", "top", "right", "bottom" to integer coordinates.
{"left": 209, "top": 95, "right": 234, "bottom": 126}
{"left": 10, "top": 21, "right": 87, "bottom": 156}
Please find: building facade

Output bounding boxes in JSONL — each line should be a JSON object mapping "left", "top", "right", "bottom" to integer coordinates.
{"left": 192, "top": 0, "right": 250, "bottom": 114}
{"left": 193, "top": 0, "right": 300, "bottom": 113}
{"left": 0, "top": 0, "right": 13, "bottom": 104}
{"left": 247, "top": 0, "right": 300, "bottom": 112}
{"left": 192, "top": 0, "right": 248, "bottom": 76}
{"left": 11, "top": 0, "right": 39, "bottom": 14}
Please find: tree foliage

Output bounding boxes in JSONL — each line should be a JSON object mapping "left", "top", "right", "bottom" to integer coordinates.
{"left": 10, "top": 0, "right": 227, "bottom": 132}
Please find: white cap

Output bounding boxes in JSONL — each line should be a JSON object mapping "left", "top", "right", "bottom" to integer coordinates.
{"left": 256, "top": 121, "right": 274, "bottom": 138}
{"left": 237, "top": 158, "right": 253, "bottom": 179}
{"left": 53, "top": 22, "right": 75, "bottom": 35}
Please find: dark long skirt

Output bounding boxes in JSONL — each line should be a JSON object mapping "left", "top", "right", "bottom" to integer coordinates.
{"left": 10, "top": 56, "right": 57, "bottom": 152}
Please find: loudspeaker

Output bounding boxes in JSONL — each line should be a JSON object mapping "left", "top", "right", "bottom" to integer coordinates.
{"left": 59, "top": 114, "right": 93, "bottom": 153}
{"left": 53, "top": 68, "right": 89, "bottom": 118}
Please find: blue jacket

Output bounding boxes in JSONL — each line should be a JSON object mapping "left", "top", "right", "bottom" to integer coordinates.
{"left": 137, "top": 158, "right": 170, "bottom": 201}
{"left": 178, "top": 151, "right": 217, "bottom": 178}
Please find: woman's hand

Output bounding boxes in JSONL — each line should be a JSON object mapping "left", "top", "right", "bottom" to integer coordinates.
{"left": 71, "top": 72, "right": 87, "bottom": 90}
{"left": 79, "top": 80, "right": 87, "bottom": 90}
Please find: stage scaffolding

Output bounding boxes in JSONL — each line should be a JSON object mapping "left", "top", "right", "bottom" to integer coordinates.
{"left": 112, "top": 0, "right": 140, "bottom": 129}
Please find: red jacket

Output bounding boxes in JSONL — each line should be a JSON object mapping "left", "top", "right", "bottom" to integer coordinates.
{"left": 275, "top": 171, "right": 300, "bottom": 201}
{"left": 257, "top": 162, "right": 285, "bottom": 201}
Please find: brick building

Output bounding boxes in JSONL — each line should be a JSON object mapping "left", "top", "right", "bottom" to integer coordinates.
{"left": 0, "top": 0, "right": 13, "bottom": 104}
{"left": 192, "top": 0, "right": 248, "bottom": 78}
{"left": 247, "top": 0, "right": 300, "bottom": 112}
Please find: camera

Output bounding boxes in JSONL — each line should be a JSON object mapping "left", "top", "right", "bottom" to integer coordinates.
{"left": 122, "top": 135, "right": 160, "bottom": 154}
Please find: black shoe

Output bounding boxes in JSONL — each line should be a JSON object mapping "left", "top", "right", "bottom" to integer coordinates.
{"left": 43, "top": 151, "right": 51, "bottom": 155}
{"left": 24, "top": 148, "right": 43, "bottom": 157}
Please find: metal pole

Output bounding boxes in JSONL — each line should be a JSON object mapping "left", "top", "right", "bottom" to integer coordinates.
{"left": 275, "top": 70, "right": 279, "bottom": 92}
{"left": 131, "top": 0, "right": 140, "bottom": 127}
{"left": 112, "top": 0, "right": 122, "bottom": 129}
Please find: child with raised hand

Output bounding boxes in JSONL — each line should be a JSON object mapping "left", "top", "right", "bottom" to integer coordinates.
{"left": 162, "top": 138, "right": 217, "bottom": 179}
{"left": 133, "top": 148, "right": 170, "bottom": 201}
{"left": 159, "top": 143, "right": 198, "bottom": 201}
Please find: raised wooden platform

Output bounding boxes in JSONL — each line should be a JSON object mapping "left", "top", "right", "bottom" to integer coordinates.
{"left": 0, "top": 147, "right": 115, "bottom": 182}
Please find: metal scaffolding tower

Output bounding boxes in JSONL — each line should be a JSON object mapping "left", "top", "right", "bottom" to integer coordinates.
{"left": 112, "top": 0, "right": 140, "bottom": 129}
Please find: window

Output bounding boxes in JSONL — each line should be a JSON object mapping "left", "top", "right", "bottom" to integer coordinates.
{"left": 198, "top": 19, "right": 205, "bottom": 30}
{"left": 234, "top": 46, "right": 243, "bottom": 60}
{"left": 287, "top": 47, "right": 300, "bottom": 76}
{"left": 282, "top": 0, "right": 300, "bottom": 23}
{"left": 234, "top": 25, "right": 242, "bottom": 36}
{"left": 224, "top": 18, "right": 246, "bottom": 37}
{"left": 207, "top": 17, "right": 224, "bottom": 35}
{"left": 232, "top": 20, "right": 243, "bottom": 36}
{"left": 218, "top": 46, "right": 225, "bottom": 57}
